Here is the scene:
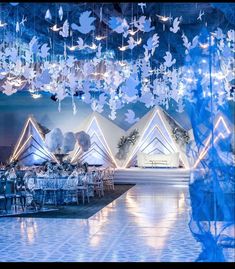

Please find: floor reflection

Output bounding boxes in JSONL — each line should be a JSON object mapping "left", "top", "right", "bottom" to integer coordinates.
{"left": 0, "top": 184, "right": 232, "bottom": 262}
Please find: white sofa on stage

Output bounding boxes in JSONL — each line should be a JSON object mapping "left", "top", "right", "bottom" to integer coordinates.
{"left": 137, "top": 152, "right": 180, "bottom": 168}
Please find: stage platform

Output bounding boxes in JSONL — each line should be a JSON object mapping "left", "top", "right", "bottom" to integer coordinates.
{"left": 114, "top": 167, "right": 190, "bottom": 185}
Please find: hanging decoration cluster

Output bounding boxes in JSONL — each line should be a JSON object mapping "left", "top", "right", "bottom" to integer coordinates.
{"left": 0, "top": 4, "right": 234, "bottom": 120}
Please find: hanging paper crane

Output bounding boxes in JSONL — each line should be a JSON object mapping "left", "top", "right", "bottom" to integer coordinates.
{"left": 138, "top": 3, "right": 146, "bottom": 14}
{"left": 71, "top": 11, "right": 96, "bottom": 34}
{"left": 58, "top": 6, "right": 63, "bottom": 21}
{"left": 45, "top": 9, "right": 52, "bottom": 20}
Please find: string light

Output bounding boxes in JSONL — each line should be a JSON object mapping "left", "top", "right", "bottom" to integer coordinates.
{"left": 199, "top": 42, "right": 209, "bottom": 49}
{"left": 95, "top": 35, "right": 107, "bottom": 41}
{"left": 118, "top": 61, "right": 127, "bottom": 67}
{"left": 50, "top": 24, "right": 61, "bottom": 31}
{"left": 67, "top": 45, "right": 78, "bottom": 51}
{"left": 31, "top": 92, "right": 42, "bottom": 99}
{"left": 0, "top": 20, "right": 7, "bottom": 27}
{"left": 128, "top": 29, "right": 139, "bottom": 36}
{"left": 156, "top": 15, "right": 171, "bottom": 22}
{"left": 118, "top": 45, "right": 129, "bottom": 51}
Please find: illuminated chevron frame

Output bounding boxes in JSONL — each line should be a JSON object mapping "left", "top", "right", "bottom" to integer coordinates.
{"left": 193, "top": 116, "right": 232, "bottom": 169}
{"left": 10, "top": 116, "right": 59, "bottom": 164}
{"left": 123, "top": 108, "right": 189, "bottom": 168}
{"left": 71, "top": 116, "right": 118, "bottom": 167}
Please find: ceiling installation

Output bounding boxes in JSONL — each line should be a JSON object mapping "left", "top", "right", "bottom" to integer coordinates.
{"left": 0, "top": 2, "right": 234, "bottom": 120}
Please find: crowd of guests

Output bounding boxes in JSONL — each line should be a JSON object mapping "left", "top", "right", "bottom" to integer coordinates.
{"left": 0, "top": 161, "right": 90, "bottom": 205}
{"left": 0, "top": 161, "right": 90, "bottom": 181}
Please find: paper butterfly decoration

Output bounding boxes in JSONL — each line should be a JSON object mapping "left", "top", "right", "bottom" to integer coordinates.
{"left": 170, "top": 17, "right": 181, "bottom": 33}
{"left": 71, "top": 11, "right": 96, "bottom": 34}
{"left": 163, "top": 51, "right": 176, "bottom": 68}
{"left": 45, "top": 9, "right": 52, "bottom": 20}
{"left": 125, "top": 109, "right": 139, "bottom": 124}
{"left": 59, "top": 19, "right": 69, "bottom": 38}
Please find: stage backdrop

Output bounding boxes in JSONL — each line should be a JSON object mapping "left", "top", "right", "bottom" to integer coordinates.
{"left": 0, "top": 91, "right": 211, "bottom": 162}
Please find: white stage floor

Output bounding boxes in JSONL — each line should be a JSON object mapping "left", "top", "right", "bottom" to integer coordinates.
{"left": 114, "top": 167, "right": 190, "bottom": 185}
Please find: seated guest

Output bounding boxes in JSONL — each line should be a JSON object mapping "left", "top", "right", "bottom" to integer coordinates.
{"left": 5, "top": 167, "right": 17, "bottom": 180}
{"left": 36, "top": 169, "right": 47, "bottom": 178}
{"left": 60, "top": 169, "right": 69, "bottom": 177}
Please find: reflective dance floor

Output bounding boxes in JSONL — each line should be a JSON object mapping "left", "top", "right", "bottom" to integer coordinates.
{"left": 0, "top": 184, "right": 233, "bottom": 262}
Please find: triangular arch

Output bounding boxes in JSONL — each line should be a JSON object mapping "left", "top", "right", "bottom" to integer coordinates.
{"left": 10, "top": 116, "right": 58, "bottom": 166}
{"left": 123, "top": 107, "right": 190, "bottom": 168}
{"left": 193, "top": 114, "right": 232, "bottom": 168}
{"left": 71, "top": 115, "right": 119, "bottom": 167}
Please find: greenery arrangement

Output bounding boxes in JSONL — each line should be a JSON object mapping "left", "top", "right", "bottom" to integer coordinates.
{"left": 172, "top": 127, "right": 190, "bottom": 145}
{"left": 116, "top": 129, "right": 139, "bottom": 160}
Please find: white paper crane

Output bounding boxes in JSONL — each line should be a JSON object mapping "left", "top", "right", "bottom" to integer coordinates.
{"left": 138, "top": 3, "right": 146, "bottom": 14}
{"left": 169, "top": 17, "right": 181, "bottom": 33}
{"left": 71, "top": 11, "right": 96, "bottom": 34}
{"left": 58, "top": 6, "right": 63, "bottom": 21}
{"left": 45, "top": 9, "right": 52, "bottom": 20}
{"left": 163, "top": 51, "right": 176, "bottom": 68}
{"left": 59, "top": 19, "right": 69, "bottom": 38}
{"left": 197, "top": 10, "right": 204, "bottom": 21}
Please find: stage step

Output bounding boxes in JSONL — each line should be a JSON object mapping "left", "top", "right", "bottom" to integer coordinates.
{"left": 114, "top": 168, "right": 190, "bottom": 185}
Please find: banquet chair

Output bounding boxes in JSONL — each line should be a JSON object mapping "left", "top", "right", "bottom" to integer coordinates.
{"left": 4, "top": 179, "right": 18, "bottom": 212}
{"left": 4, "top": 179, "right": 25, "bottom": 213}
{"left": 0, "top": 180, "right": 7, "bottom": 213}
{"left": 24, "top": 177, "right": 41, "bottom": 211}
{"left": 62, "top": 177, "right": 79, "bottom": 205}
{"left": 41, "top": 178, "right": 58, "bottom": 207}
{"left": 77, "top": 174, "right": 90, "bottom": 205}
{"left": 93, "top": 171, "right": 104, "bottom": 198}
{"left": 14, "top": 178, "right": 26, "bottom": 212}
{"left": 103, "top": 168, "right": 115, "bottom": 191}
